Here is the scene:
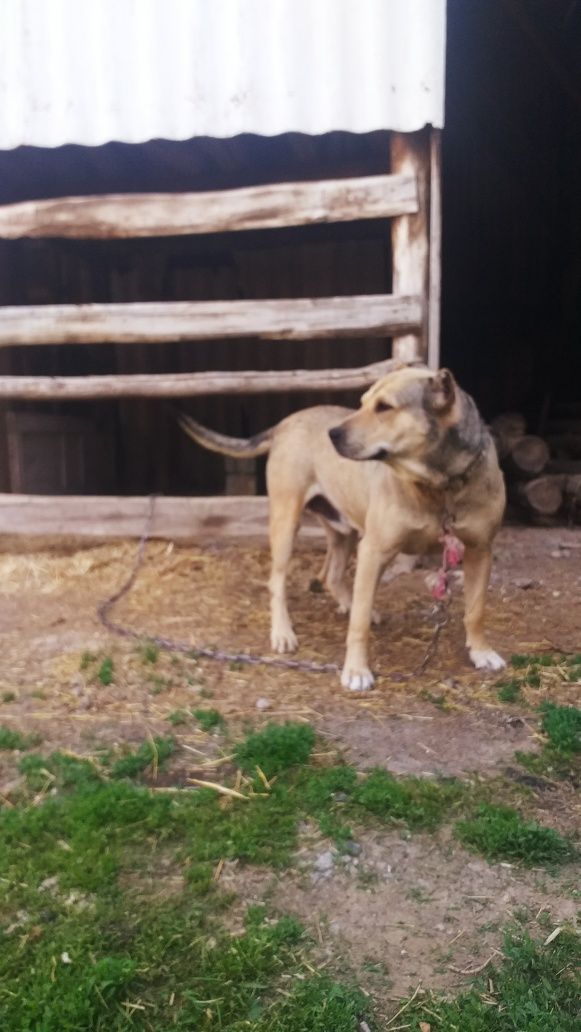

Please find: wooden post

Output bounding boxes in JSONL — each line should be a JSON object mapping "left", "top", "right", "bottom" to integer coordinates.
{"left": 224, "top": 457, "right": 258, "bottom": 496}
{"left": 428, "top": 129, "right": 442, "bottom": 370}
{"left": 390, "top": 129, "right": 437, "bottom": 365}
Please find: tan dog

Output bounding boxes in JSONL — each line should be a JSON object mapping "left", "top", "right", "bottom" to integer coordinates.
{"left": 179, "top": 365, "right": 506, "bottom": 690}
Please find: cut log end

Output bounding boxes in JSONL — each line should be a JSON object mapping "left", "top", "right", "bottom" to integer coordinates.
{"left": 517, "top": 476, "right": 563, "bottom": 518}
{"left": 491, "top": 413, "right": 527, "bottom": 459}
{"left": 506, "top": 435, "right": 550, "bottom": 478}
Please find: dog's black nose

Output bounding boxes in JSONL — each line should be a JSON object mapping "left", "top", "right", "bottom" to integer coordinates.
{"left": 329, "top": 426, "right": 343, "bottom": 446}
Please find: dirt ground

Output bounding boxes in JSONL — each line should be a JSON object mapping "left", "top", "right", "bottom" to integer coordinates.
{"left": 0, "top": 524, "right": 579, "bottom": 1004}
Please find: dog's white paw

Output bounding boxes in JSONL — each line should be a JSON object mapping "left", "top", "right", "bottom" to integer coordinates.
{"left": 371, "top": 608, "right": 381, "bottom": 626}
{"left": 340, "top": 666, "right": 375, "bottom": 692}
{"left": 271, "top": 628, "right": 298, "bottom": 654}
{"left": 469, "top": 648, "right": 506, "bottom": 672}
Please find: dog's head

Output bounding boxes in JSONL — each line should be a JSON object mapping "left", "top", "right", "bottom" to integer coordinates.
{"left": 329, "top": 366, "right": 460, "bottom": 466}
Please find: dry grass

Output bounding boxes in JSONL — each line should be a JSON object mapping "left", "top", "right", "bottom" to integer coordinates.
{"left": 0, "top": 528, "right": 579, "bottom": 777}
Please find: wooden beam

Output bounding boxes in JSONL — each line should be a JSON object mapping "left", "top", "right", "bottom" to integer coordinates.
{"left": 0, "top": 294, "right": 421, "bottom": 348}
{"left": 0, "top": 173, "right": 418, "bottom": 240}
{"left": 0, "top": 356, "right": 408, "bottom": 401}
{"left": 427, "top": 129, "right": 442, "bottom": 370}
{"left": 390, "top": 131, "right": 430, "bottom": 363}
{"left": 0, "top": 494, "right": 325, "bottom": 541}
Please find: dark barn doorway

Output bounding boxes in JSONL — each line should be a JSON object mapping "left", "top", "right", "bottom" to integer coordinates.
{"left": 443, "top": 0, "right": 581, "bottom": 427}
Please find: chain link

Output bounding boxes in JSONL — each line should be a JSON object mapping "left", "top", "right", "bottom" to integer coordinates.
{"left": 97, "top": 496, "right": 450, "bottom": 681}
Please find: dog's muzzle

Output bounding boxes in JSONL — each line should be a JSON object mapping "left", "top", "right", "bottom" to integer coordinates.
{"left": 330, "top": 426, "right": 390, "bottom": 462}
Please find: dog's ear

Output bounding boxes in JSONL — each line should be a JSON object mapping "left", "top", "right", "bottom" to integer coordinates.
{"left": 425, "top": 369, "right": 456, "bottom": 413}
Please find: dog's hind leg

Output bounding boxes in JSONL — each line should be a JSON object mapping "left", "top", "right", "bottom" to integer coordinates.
{"left": 319, "top": 525, "right": 382, "bottom": 625}
{"left": 322, "top": 528, "right": 356, "bottom": 614}
{"left": 463, "top": 545, "right": 506, "bottom": 671}
{"left": 316, "top": 522, "right": 333, "bottom": 584}
{"left": 268, "top": 494, "right": 303, "bottom": 653}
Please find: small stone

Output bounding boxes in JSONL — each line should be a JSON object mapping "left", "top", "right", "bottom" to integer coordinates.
{"left": 256, "top": 697, "right": 271, "bottom": 711}
{"left": 314, "top": 850, "right": 335, "bottom": 873}
{"left": 513, "top": 577, "right": 538, "bottom": 590}
{"left": 333, "top": 791, "right": 349, "bottom": 803}
{"left": 552, "top": 590, "right": 561, "bottom": 598}
{"left": 39, "top": 876, "right": 59, "bottom": 892}
{"left": 344, "top": 841, "right": 362, "bottom": 857}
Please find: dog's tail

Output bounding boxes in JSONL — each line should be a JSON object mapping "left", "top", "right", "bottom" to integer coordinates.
{"left": 177, "top": 411, "right": 274, "bottom": 458}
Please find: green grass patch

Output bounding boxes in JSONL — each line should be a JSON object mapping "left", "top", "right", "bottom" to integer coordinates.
{"left": 540, "top": 702, "right": 581, "bottom": 755}
{"left": 0, "top": 840, "right": 367, "bottom": 1031}
{"left": 79, "top": 649, "right": 97, "bottom": 671}
{"left": 295, "top": 764, "right": 359, "bottom": 846}
{"left": 109, "top": 736, "right": 175, "bottom": 780}
{"left": 511, "top": 652, "right": 556, "bottom": 669}
{"left": 0, "top": 725, "right": 41, "bottom": 751}
{"left": 167, "top": 709, "right": 189, "bottom": 726}
{"left": 139, "top": 640, "right": 160, "bottom": 664}
{"left": 192, "top": 707, "right": 225, "bottom": 733}
{"left": 506, "top": 653, "right": 560, "bottom": 690}
{"left": 455, "top": 803, "right": 574, "bottom": 866}
{"left": 407, "top": 927, "right": 581, "bottom": 1031}
{"left": 515, "top": 701, "right": 581, "bottom": 784}
{"left": 0, "top": 762, "right": 377, "bottom": 1031}
{"left": 97, "top": 656, "right": 114, "bottom": 686}
{"left": 353, "top": 768, "right": 464, "bottom": 831}
{"left": 263, "top": 976, "right": 372, "bottom": 1031}
{"left": 19, "top": 751, "right": 102, "bottom": 792}
{"left": 1, "top": 692, "right": 16, "bottom": 704}
{"left": 2, "top": 716, "right": 578, "bottom": 1029}
{"left": 235, "top": 722, "right": 315, "bottom": 778}
{"left": 497, "top": 678, "right": 522, "bottom": 703}
{"left": 515, "top": 747, "right": 578, "bottom": 784}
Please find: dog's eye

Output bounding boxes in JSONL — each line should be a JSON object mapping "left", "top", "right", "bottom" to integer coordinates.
{"left": 375, "top": 400, "right": 393, "bottom": 414}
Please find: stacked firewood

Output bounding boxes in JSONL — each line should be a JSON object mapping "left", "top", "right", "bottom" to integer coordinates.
{"left": 491, "top": 412, "right": 581, "bottom": 523}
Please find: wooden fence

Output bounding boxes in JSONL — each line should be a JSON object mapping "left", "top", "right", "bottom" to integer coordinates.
{"left": 0, "top": 129, "right": 441, "bottom": 539}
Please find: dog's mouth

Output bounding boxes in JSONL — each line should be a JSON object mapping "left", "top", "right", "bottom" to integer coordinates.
{"left": 341, "top": 446, "right": 391, "bottom": 462}
{"left": 329, "top": 428, "right": 392, "bottom": 462}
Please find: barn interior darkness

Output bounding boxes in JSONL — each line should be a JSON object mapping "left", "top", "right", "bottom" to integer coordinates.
{"left": 0, "top": 0, "right": 579, "bottom": 497}
{"left": 443, "top": 0, "right": 581, "bottom": 426}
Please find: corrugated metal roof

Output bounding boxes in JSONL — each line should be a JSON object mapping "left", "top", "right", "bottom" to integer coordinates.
{"left": 0, "top": 0, "right": 445, "bottom": 150}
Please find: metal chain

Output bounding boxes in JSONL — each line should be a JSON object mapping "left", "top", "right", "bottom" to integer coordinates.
{"left": 97, "top": 496, "right": 450, "bottom": 681}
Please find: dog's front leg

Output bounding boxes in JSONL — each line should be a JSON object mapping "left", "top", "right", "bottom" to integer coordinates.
{"left": 463, "top": 545, "right": 506, "bottom": 671}
{"left": 341, "top": 537, "right": 395, "bottom": 691}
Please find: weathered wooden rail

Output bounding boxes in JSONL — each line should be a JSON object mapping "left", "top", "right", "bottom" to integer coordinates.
{"left": 0, "top": 129, "right": 442, "bottom": 537}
